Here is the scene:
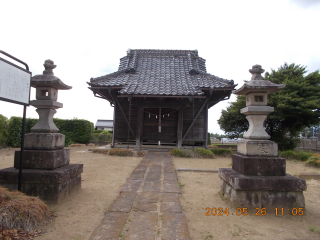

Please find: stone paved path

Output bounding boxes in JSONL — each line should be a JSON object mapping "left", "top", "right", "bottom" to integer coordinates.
{"left": 89, "top": 151, "right": 190, "bottom": 240}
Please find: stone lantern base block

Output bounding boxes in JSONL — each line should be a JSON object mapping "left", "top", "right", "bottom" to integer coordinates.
{"left": 24, "top": 133, "right": 65, "bottom": 150}
{"left": 0, "top": 164, "right": 83, "bottom": 204}
{"left": 237, "top": 139, "right": 278, "bottom": 157}
{"left": 14, "top": 149, "right": 70, "bottom": 170}
{"left": 232, "top": 154, "right": 286, "bottom": 176}
{"left": 218, "top": 168, "right": 306, "bottom": 211}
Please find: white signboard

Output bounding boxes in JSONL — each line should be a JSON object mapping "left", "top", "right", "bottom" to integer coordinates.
{"left": 0, "top": 57, "right": 31, "bottom": 105}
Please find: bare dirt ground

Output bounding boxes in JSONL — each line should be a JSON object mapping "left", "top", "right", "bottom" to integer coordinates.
{"left": 1, "top": 146, "right": 320, "bottom": 240}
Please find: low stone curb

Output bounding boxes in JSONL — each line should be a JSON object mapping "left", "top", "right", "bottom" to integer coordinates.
{"left": 298, "top": 172, "right": 320, "bottom": 180}
{"left": 176, "top": 168, "right": 219, "bottom": 173}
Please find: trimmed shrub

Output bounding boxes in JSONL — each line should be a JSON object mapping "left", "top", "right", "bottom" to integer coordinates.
{"left": 279, "top": 150, "right": 297, "bottom": 160}
{"left": 170, "top": 148, "right": 214, "bottom": 158}
{"left": 296, "top": 151, "right": 312, "bottom": 161}
{"left": 208, "top": 145, "right": 218, "bottom": 149}
{"left": 6, "top": 117, "right": 94, "bottom": 147}
{"left": 194, "top": 148, "right": 214, "bottom": 158}
{"left": 0, "top": 114, "right": 9, "bottom": 147}
{"left": 109, "top": 148, "right": 133, "bottom": 157}
{"left": 210, "top": 148, "right": 232, "bottom": 157}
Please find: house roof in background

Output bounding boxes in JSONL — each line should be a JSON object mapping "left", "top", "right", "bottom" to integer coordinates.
{"left": 89, "top": 49, "right": 236, "bottom": 96}
{"left": 95, "top": 119, "right": 113, "bottom": 128}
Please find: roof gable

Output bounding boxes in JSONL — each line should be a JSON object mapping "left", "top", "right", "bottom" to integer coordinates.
{"left": 89, "top": 49, "right": 235, "bottom": 96}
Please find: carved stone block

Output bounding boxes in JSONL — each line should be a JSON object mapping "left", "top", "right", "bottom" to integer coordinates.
{"left": 237, "top": 139, "right": 278, "bottom": 156}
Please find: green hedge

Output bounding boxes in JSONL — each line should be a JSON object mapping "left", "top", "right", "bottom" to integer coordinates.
{"left": 210, "top": 148, "right": 233, "bottom": 156}
{"left": 0, "top": 114, "right": 9, "bottom": 147}
{"left": 6, "top": 117, "right": 94, "bottom": 147}
{"left": 89, "top": 130, "right": 112, "bottom": 143}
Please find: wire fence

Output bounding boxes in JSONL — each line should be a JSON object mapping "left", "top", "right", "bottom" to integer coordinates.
{"left": 297, "top": 138, "right": 320, "bottom": 152}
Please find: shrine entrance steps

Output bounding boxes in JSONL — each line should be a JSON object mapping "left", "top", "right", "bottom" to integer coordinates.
{"left": 89, "top": 151, "right": 190, "bottom": 240}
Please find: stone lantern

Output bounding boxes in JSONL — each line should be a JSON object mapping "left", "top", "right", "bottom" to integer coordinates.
{"left": 218, "top": 65, "right": 306, "bottom": 211}
{"left": 8, "top": 60, "right": 83, "bottom": 203}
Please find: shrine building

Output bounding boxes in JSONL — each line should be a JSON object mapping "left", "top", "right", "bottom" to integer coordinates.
{"left": 88, "top": 49, "right": 236, "bottom": 150}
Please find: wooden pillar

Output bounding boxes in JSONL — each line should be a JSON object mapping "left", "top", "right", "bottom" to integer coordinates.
{"left": 135, "top": 108, "right": 143, "bottom": 150}
{"left": 205, "top": 103, "right": 208, "bottom": 148}
{"left": 177, "top": 107, "right": 183, "bottom": 148}
{"left": 111, "top": 103, "right": 116, "bottom": 148}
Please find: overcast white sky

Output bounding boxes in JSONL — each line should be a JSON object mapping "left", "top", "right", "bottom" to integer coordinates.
{"left": 1, "top": 0, "right": 320, "bottom": 134}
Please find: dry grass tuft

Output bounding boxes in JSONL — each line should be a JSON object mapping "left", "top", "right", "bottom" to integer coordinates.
{"left": 68, "top": 144, "right": 86, "bottom": 147}
{"left": 0, "top": 186, "right": 49, "bottom": 232}
{"left": 92, "top": 149, "right": 109, "bottom": 154}
{"left": 135, "top": 151, "right": 147, "bottom": 157}
{"left": 87, "top": 143, "right": 95, "bottom": 146}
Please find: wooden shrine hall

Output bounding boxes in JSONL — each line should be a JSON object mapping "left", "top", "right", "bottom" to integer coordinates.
{"left": 88, "top": 49, "right": 236, "bottom": 149}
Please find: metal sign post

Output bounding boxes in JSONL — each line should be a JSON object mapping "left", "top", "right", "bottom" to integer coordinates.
{"left": 0, "top": 50, "right": 31, "bottom": 191}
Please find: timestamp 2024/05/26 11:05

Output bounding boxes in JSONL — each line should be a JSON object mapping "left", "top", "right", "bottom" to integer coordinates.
{"left": 205, "top": 207, "right": 304, "bottom": 216}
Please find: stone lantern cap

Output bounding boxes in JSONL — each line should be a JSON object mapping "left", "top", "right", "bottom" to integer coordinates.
{"left": 31, "top": 60, "right": 72, "bottom": 90}
{"left": 233, "top": 65, "right": 285, "bottom": 96}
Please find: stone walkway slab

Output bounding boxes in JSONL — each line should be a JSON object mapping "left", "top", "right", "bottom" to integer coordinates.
{"left": 163, "top": 181, "right": 181, "bottom": 193}
{"left": 89, "top": 212, "right": 128, "bottom": 240}
{"left": 89, "top": 151, "right": 190, "bottom": 239}
{"left": 125, "top": 211, "right": 158, "bottom": 239}
{"left": 109, "top": 192, "right": 137, "bottom": 212}
{"left": 161, "top": 213, "right": 190, "bottom": 240}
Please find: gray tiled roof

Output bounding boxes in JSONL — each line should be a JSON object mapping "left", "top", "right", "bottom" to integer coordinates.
{"left": 95, "top": 119, "right": 113, "bottom": 128}
{"left": 89, "top": 49, "right": 235, "bottom": 96}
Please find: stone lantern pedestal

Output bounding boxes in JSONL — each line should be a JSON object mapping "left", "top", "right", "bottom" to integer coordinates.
{"left": 218, "top": 65, "right": 306, "bottom": 212}
{"left": 0, "top": 60, "right": 83, "bottom": 203}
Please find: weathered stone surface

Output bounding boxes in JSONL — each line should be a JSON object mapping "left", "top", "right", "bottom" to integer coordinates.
{"left": 137, "top": 192, "right": 159, "bottom": 203}
{"left": 30, "top": 99, "right": 63, "bottom": 109}
{"left": 232, "top": 154, "right": 286, "bottom": 176}
{"left": 142, "top": 181, "right": 161, "bottom": 192}
{"left": 219, "top": 178, "right": 305, "bottom": 210}
{"left": 162, "top": 213, "right": 190, "bottom": 240}
{"left": 164, "top": 172, "right": 177, "bottom": 181}
{"left": 161, "top": 193, "right": 182, "bottom": 213}
{"left": 163, "top": 181, "right": 181, "bottom": 193}
{"left": 14, "top": 149, "right": 70, "bottom": 170}
{"left": 130, "top": 171, "right": 145, "bottom": 179}
{"left": 125, "top": 212, "right": 158, "bottom": 239}
{"left": 164, "top": 165, "right": 175, "bottom": 172}
{"left": 24, "top": 133, "right": 65, "bottom": 150}
{"left": 31, "top": 108, "right": 59, "bottom": 133}
{"left": 149, "top": 165, "right": 162, "bottom": 172}
{"left": 243, "top": 115, "right": 270, "bottom": 140}
{"left": 120, "top": 180, "right": 142, "bottom": 192}
{"left": 109, "top": 192, "right": 137, "bottom": 212}
{"left": 237, "top": 139, "right": 278, "bottom": 157}
{"left": 135, "top": 202, "right": 157, "bottom": 212}
{"left": 89, "top": 212, "right": 128, "bottom": 240}
{"left": 145, "top": 171, "right": 161, "bottom": 180}
{"left": 0, "top": 164, "right": 83, "bottom": 203}
{"left": 219, "top": 168, "right": 306, "bottom": 191}
{"left": 298, "top": 172, "right": 320, "bottom": 180}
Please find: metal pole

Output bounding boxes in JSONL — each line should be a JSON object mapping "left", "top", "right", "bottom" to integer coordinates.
{"left": 18, "top": 105, "right": 27, "bottom": 191}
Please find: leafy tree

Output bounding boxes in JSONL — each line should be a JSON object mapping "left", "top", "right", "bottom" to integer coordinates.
{"left": 218, "top": 63, "right": 320, "bottom": 150}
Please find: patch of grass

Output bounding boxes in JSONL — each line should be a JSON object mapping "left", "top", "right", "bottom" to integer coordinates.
{"left": 279, "top": 150, "right": 312, "bottom": 161}
{"left": 92, "top": 149, "right": 109, "bottom": 154}
{"left": 305, "top": 155, "right": 320, "bottom": 168}
{"left": 228, "top": 163, "right": 232, "bottom": 166}
{"left": 119, "top": 232, "right": 125, "bottom": 239}
{"left": 205, "top": 234, "right": 213, "bottom": 239}
{"left": 74, "top": 237, "right": 81, "bottom": 240}
{"left": 109, "top": 148, "right": 133, "bottom": 156}
{"left": 310, "top": 226, "right": 316, "bottom": 232}
{"left": 207, "top": 145, "right": 218, "bottom": 149}
{"left": 69, "top": 143, "right": 86, "bottom": 147}
{"left": 135, "top": 151, "right": 147, "bottom": 157}
{"left": 178, "top": 181, "right": 185, "bottom": 188}
{"left": 0, "top": 186, "right": 49, "bottom": 232}
{"left": 169, "top": 148, "right": 214, "bottom": 158}
{"left": 210, "top": 148, "right": 232, "bottom": 157}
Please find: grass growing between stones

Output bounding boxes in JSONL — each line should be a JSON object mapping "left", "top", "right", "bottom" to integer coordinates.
{"left": 0, "top": 186, "right": 50, "bottom": 237}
